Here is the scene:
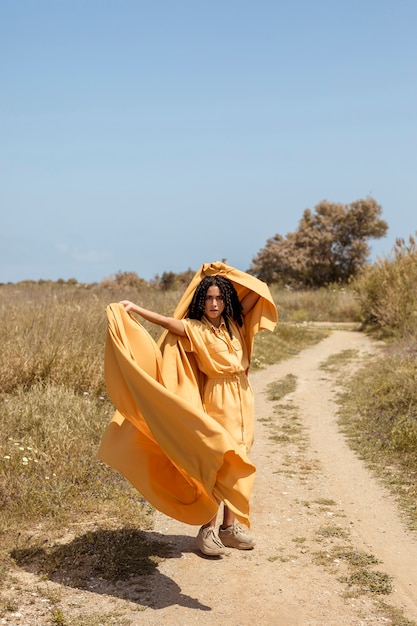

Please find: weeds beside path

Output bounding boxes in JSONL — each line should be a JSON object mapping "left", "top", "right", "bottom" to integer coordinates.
{"left": 3, "top": 328, "right": 417, "bottom": 625}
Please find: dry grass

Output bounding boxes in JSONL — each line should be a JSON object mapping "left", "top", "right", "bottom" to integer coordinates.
{"left": 271, "top": 284, "right": 361, "bottom": 323}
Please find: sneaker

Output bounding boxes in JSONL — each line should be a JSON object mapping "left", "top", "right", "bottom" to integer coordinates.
{"left": 195, "top": 525, "right": 226, "bottom": 556}
{"left": 219, "top": 522, "right": 256, "bottom": 550}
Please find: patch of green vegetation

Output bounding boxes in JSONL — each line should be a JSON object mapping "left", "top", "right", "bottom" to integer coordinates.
{"left": 353, "top": 236, "right": 417, "bottom": 338}
{"left": 319, "top": 349, "right": 359, "bottom": 372}
{"left": 314, "top": 498, "right": 337, "bottom": 507}
{"left": 313, "top": 546, "right": 380, "bottom": 568}
{"left": 50, "top": 608, "right": 66, "bottom": 625}
{"left": 0, "top": 597, "right": 19, "bottom": 616}
{"left": 266, "top": 374, "right": 298, "bottom": 401}
{"left": 0, "top": 384, "right": 154, "bottom": 542}
{"left": 269, "top": 432, "right": 291, "bottom": 444}
{"left": 313, "top": 543, "right": 414, "bottom": 624}
{"left": 317, "top": 525, "right": 350, "bottom": 540}
{"left": 50, "top": 610, "right": 134, "bottom": 626}
{"left": 265, "top": 401, "right": 306, "bottom": 450}
{"left": 270, "top": 284, "right": 361, "bottom": 324}
{"left": 345, "top": 568, "right": 393, "bottom": 595}
{"left": 376, "top": 600, "right": 417, "bottom": 626}
{"left": 71, "top": 615, "right": 134, "bottom": 626}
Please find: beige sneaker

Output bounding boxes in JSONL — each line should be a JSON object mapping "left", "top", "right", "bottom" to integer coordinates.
{"left": 219, "top": 522, "right": 256, "bottom": 549}
{"left": 195, "top": 525, "right": 226, "bottom": 556}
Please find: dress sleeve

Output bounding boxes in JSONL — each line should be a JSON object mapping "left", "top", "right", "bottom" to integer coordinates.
{"left": 179, "top": 319, "right": 203, "bottom": 354}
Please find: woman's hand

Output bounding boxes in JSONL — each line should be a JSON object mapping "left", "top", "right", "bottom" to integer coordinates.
{"left": 119, "top": 300, "right": 137, "bottom": 314}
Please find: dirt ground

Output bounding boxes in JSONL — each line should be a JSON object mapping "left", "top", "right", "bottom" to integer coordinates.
{"left": 3, "top": 327, "right": 417, "bottom": 625}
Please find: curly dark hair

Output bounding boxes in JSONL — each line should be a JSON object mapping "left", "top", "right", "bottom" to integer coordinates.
{"left": 187, "top": 275, "right": 243, "bottom": 338}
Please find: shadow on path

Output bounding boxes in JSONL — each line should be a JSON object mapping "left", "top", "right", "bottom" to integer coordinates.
{"left": 10, "top": 527, "right": 211, "bottom": 612}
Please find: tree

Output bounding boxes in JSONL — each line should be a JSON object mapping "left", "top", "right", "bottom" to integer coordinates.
{"left": 250, "top": 198, "right": 388, "bottom": 287}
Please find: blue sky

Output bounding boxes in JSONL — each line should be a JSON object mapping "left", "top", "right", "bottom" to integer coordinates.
{"left": 1, "top": 0, "right": 416, "bottom": 283}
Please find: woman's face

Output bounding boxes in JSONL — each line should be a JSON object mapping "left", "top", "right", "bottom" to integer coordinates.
{"left": 204, "top": 285, "right": 225, "bottom": 326}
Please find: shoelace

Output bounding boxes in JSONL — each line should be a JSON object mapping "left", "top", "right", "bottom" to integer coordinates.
{"left": 227, "top": 523, "right": 251, "bottom": 538}
{"left": 205, "top": 527, "right": 224, "bottom": 547}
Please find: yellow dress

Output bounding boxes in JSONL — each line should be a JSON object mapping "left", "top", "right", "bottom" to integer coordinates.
{"left": 180, "top": 317, "right": 255, "bottom": 453}
{"left": 98, "top": 261, "right": 277, "bottom": 527}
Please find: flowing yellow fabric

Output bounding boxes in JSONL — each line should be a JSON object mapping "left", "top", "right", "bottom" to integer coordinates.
{"left": 98, "top": 261, "right": 277, "bottom": 527}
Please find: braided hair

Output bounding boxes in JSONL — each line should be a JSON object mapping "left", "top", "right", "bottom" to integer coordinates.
{"left": 187, "top": 276, "right": 243, "bottom": 338}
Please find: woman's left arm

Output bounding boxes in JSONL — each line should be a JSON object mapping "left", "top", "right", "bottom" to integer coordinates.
{"left": 241, "top": 291, "right": 260, "bottom": 316}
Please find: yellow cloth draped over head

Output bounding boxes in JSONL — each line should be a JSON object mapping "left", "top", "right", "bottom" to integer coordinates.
{"left": 98, "top": 261, "right": 277, "bottom": 527}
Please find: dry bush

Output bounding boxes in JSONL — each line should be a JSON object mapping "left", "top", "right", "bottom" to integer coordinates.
{"left": 353, "top": 236, "right": 417, "bottom": 337}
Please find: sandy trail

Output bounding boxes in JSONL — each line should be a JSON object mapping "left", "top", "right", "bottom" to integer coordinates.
{"left": 142, "top": 328, "right": 417, "bottom": 625}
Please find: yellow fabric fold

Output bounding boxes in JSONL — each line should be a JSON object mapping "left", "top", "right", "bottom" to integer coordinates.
{"left": 97, "top": 261, "right": 277, "bottom": 527}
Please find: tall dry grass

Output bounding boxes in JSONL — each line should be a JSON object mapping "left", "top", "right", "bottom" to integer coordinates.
{"left": 270, "top": 284, "right": 361, "bottom": 323}
{"left": 0, "top": 280, "right": 180, "bottom": 394}
{"left": 353, "top": 236, "right": 417, "bottom": 338}
{"left": 1, "top": 280, "right": 171, "bottom": 566}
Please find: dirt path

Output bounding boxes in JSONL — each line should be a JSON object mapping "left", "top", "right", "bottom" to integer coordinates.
{"left": 137, "top": 329, "right": 417, "bottom": 625}
{"left": 5, "top": 328, "right": 417, "bottom": 625}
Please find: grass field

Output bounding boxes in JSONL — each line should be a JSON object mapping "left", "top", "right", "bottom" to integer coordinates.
{"left": 1, "top": 274, "right": 416, "bottom": 615}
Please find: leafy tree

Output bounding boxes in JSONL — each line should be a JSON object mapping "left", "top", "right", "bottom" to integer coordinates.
{"left": 250, "top": 198, "right": 388, "bottom": 287}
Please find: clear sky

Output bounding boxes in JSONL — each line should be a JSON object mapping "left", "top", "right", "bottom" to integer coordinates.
{"left": 1, "top": 0, "right": 416, "bottom": 283}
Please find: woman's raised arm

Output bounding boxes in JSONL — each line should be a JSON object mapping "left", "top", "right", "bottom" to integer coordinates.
{"left": 120, "top": 300, "right": 186, "bottom": 336}
{"left": 240, "top": 291, "right": 260, "bottom": 316}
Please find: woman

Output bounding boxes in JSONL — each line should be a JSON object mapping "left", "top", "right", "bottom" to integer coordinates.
{"left": 98, "top": 262, "right": 277, "bottom": 557}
